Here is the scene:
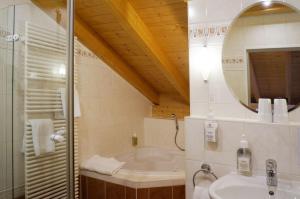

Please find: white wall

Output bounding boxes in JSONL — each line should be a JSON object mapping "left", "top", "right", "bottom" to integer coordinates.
{"left": 144, "top": 117, "right": 185, "bottom": 151}
{"left": 186, "top": 0, "right": 300, "bottom": 198}
{"left": 77, "top": 44, "right": 152, "bottom": 162}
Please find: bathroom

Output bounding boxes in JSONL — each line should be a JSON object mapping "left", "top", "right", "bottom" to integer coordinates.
{"left": 0, "top": 0, "right": 300, "bottom": 199}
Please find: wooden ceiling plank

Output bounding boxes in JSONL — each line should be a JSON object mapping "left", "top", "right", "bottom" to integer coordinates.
{"left": 74, "top": 17, "right": 159, "bottom": 104}
{"left": 103, "top": 0, "right": 189, "bottom": 103}
{"left": 32, "top": 0, "right": 160, "bottom": 105}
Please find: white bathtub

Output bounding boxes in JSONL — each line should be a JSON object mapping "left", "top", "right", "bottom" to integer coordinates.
{"left": 80, "top": 147, "right": 185, "bottom": 188}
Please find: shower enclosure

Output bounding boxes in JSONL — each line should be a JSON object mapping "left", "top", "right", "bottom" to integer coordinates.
{"left": 0, "top": 1, "right": 75, "bottom": 198}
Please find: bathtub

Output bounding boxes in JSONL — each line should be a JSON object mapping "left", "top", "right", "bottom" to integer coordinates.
{"left": 80, "top": 147, "right": 185, "bottom": 189}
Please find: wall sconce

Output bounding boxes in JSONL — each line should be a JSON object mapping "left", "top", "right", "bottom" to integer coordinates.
{"left": 190, "top": 45, "right": 214, "bottom": 82}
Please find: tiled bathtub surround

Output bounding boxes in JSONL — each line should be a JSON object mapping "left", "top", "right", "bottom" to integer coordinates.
{"left": 80, "top": 175, "right": 185, "bottom": 199}
{"left": 185, "top": 117, "right": 300, "bottom": 199}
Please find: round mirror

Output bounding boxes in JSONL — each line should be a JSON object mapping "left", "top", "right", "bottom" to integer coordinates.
{"left": 222, "top": 2, "right": 300, "bottom": 112}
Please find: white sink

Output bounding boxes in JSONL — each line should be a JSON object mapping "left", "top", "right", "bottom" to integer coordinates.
{"left": 209, "top": 173, "right": 300, "bottom": 199}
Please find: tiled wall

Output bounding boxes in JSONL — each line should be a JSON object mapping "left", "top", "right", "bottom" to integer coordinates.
{"left": 188, "top": 0, "right": 300, "bottom": 121}
{"left": 185, "top": 117, "right": 300, "bottom": 199}
{"left": 77, "top": 43, "right": 152, "bottom": 162}
{"left": 80, "top": 175, "right": 185, "bottom": 199}
{"left": 144, "top": 118, "right": 185, "bottom": 150}
{"left": 187, "top": 0, "right": 300, "bottom": 199}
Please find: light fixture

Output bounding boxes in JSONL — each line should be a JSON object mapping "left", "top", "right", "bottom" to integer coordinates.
{"left": 188, "top": 6, "right": 195, "bottom": 19}
{"left": 262, "top": 0, "right": 272, "bottom": 8}
{"left": 190, "top": 45, "right": 214, "bottom": 82}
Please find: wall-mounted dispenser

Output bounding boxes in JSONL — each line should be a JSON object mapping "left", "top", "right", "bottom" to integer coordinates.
{"left": 132, "top": 134, "right": 138, "bottom": 147}
{"left": 205, "top": 120, "right": 218, "bottom": 143}
{"left": 205, "top": 109, "right": 218, "bottom": 144}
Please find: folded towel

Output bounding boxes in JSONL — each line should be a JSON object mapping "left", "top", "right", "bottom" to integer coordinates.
{"left": 59, "top": 87, "right": 81, "bottom": 118}
{"left": 81, "top": 155, "right": 125, "bottom": 175}
{"left": 30, "top": 119, "right": 55, "bottom": 156}
{"left": 193, "top": 186, "right": 210, "bottom": 199}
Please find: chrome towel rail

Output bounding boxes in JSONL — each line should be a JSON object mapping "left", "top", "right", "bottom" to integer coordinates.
{"left": 193, "top": 163, "right": 218, "bottom": 187}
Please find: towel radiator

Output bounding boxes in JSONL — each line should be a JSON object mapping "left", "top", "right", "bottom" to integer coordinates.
{"left": 24, "top": 21, "right": 79, "bottom": 199}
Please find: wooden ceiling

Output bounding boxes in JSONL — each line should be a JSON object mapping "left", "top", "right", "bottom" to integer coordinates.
{"left": 249, "top": 51, "right": 300, "bottom": 105}
{"left": 32, "top": 0, "right": 189, "bottom": 105}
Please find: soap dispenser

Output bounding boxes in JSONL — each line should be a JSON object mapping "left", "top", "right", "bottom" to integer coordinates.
{"left": 237, "top": 134, "right": 252, "bottom": 176}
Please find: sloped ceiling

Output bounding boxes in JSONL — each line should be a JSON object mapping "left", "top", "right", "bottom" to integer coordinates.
{"left": 33, "top": 0, "right": 189, "bottom": 105}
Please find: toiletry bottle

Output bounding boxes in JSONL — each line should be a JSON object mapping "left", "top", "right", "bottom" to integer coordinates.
{"left": 237, "top": 134, "right": 252, "bottom": 176}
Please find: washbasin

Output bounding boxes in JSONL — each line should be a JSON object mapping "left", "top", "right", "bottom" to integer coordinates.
{"left": 209, "top": 173, "right": 300, "bottom": 199}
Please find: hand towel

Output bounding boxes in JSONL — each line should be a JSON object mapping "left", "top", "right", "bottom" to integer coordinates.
{"left": 30, "top": 119, "right": 55, "bottom": 156}
{"left": 81, "top": 155, "right": 125, "bottom": 175}
{"left": 59, "top": 87, "right": 81, "bottom": 118}
{"left": 193, "top": 186, "right": 210, "bottom": 199}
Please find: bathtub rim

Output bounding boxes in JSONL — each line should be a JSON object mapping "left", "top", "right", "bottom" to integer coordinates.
{"left": 80, "top": 169, "right": 185, "bottom": 189}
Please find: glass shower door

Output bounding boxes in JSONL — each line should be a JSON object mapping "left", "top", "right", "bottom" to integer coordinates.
{"left": 0, "top": 5, "right": 15, "bottom": 199}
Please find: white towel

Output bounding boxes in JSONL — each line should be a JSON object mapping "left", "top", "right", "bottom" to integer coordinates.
{"left": 81, "top": 155, "right": 125, "bottom": 175}
{"left": 193, "top": 186, "right": 210, "bottom": 199}
{"left": 30, "top": 119, "right": 55, "bottom": 156}
{"left": 59, "top": 87, "right": 81, "bottom": 118}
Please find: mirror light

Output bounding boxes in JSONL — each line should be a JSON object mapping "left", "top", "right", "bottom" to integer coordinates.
{"left": 188, "top": 6, "right": 195, "bottom": 18}
{"left": 190, "top": 46, "right": 215, "bottom": 82}
{"left": 262, "top": 0, "right": 272, "bottom": 7}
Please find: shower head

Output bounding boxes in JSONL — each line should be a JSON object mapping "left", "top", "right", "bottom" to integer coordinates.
{"left": 171, "top": 113, "right": 179, "bottom": 130}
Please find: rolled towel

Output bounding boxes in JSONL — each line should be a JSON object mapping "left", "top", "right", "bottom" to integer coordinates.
{"left": 193, "top": 186, "right": 210, "bottom": 199}
{"left": 81, "top": 155, "right": 125, "bottom": 175}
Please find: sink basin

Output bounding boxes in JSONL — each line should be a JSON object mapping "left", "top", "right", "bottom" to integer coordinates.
{"left": 209, "top": 173, "right": 300, "bottom": 199}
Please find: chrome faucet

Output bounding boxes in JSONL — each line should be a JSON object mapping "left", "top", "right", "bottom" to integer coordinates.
{"left": 266, "top": 159, "right": 277, "bottom": 187}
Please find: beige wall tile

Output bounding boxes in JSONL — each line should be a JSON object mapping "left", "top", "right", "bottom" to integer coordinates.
{"left": 77, "top": 44, "right": 152, "bottom": 162}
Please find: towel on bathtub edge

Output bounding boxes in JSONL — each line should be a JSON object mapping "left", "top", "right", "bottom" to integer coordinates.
{"left": 81, "top": 155, "right": 125, "bottom": 175}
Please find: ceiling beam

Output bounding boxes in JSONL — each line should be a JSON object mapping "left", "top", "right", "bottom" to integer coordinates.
{"left": 31, "top": 0, "right": 160, "bottom": 104}
{"left": 102, "top": 0, "right": 189, "bottom": 103}
{"left": 74, "top": 17, "right": 159, "bottom": 104}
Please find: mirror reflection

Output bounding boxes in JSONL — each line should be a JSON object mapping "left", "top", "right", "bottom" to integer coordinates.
{"left": 222, "top": 2, "right": 300, "bottom": 112}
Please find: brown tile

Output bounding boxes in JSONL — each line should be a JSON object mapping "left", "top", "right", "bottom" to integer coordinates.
{"left": 149, "top": 187, "right": 172, "bottom": 199}
{"left": 173, "top": 185, "right": 185, "bottom": 199}
{"left": 80, "top": 175, "right": 87, "bottom": 199}
{"left": 137, "top": 188, "right": 149, "bottom": 199}
{"left": 126, "top": 187, "right": 136, "bottom": 199}
{"left": 87, "top": 177, "right": 105, "bottom": 199}
{"left": 106, "top": 182, "right": 125, "bottom": 199}
{"left": 14, "top": 196, "right": 25, "bottom": 199}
